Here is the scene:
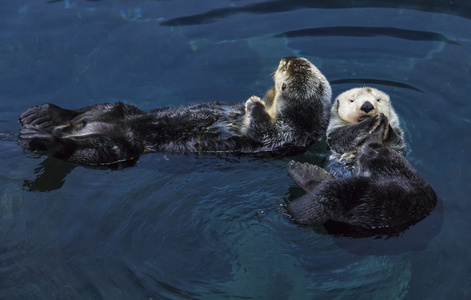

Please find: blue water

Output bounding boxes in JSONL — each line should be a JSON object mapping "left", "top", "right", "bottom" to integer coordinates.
{"left": 1, "top": 1, "right": 470, "bottom": 299}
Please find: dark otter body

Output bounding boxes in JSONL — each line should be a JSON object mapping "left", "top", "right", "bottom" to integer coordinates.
{"left": 286, "top": 113, "right": 437, "bottom": 233}
{"left": 18, "top": 57, "right": 332, "bottom": 166}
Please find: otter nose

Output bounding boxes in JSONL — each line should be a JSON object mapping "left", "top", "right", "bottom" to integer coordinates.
{"left": 360, "top": 101, "right": 374, "bottom": 113}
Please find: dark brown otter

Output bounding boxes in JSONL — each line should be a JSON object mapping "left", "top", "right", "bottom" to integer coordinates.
{"left": 18, "top": 57, "right": 331, "bottom": 166}
{"left": 287, "top": 113, "right": 437, "bottom": 233}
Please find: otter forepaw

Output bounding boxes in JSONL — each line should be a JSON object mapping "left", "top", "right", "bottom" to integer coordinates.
{"left": 245, "top": 96, "right": 271, "bottom": 122}
{"left": 288, "top": 161, "right": 334, "bottom": 192}
{"left": 245, "top": 96, "right": 265, "bottom": 112}
{"left": 366, "top": 113, "right": 388, "bottom": 134}
{"left": 379, "top": 113, "right": 391, "bottom": 140}
{"left": 366, "top": 113, "right": 390, "bottom": 144}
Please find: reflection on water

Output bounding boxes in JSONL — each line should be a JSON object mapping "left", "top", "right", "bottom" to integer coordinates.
{"left": 22, "top": 156, "right": 75, "bottom": 192}
{"left": 1, "top": 0, "right": 471, "bottom": 299}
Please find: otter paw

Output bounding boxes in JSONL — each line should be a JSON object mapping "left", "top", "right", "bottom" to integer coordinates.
{"left": 18, "top": 124, "right": 60, "bottom": 152}
{"left": 367, "top": 113, "right": 388, "bottom": 134}
{"left": 245, "top": 96, "right": 271, "bottom": 122}
{"left": 379, "top": 114, "right": 391, "bottom": 140}
{"left": 245, "top": 96, "right": 265, "bottom": 112}
{"left": 366, "top": 113, "right": 390, "bottom": 144}
{"left": 288, "top": 161, "right": 334, "bottom": 192}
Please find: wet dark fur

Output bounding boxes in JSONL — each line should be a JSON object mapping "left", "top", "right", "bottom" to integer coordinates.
{"left": 287, "top": 113, "right": 437, "bottom": 231}
{"left": 327, "top": 113, "right": 405, "bottom": 157}
{"left": 18, "top": 57, "right": 331, "bottom": 166}
{"left": 19, "top": 102, "right": 246, "bottom": 165}
{"left": 324, "top": 115, "right": 405, "bottom": 179}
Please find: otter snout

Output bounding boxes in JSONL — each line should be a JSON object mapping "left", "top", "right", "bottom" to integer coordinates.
{"left": 360, "top": 101, "right": 375, "bottom": 113}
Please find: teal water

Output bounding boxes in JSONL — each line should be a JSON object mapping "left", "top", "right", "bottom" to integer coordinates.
{"left": 1, "top": 1, "right": 470, "bottom": 299}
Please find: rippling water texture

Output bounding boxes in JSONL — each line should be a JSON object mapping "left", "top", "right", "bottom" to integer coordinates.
{"left": 1, "top": 1, "right": 470, "bottom": 299}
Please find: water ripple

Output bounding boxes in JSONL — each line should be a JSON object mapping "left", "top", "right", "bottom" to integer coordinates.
{"left": 276, "top": 26, "right": 460, "bottom": 45}
{"left": 160, "top": 0, "right": 471, "bottom": 26}
{"left": 330, "top": 78, "right": 423, "bottom": 92}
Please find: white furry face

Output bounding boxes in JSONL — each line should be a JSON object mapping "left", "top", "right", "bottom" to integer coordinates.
{"left": 336, "top": 87, "right": 392, "bottom": 123}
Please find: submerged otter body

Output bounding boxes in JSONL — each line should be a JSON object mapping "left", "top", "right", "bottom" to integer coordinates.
{"left": 19, "top": 57, "right": 332, "bottom": 166}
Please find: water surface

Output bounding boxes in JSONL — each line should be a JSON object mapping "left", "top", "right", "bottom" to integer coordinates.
{"left": 1, "top": 1, "right": 470, "bottom": 299}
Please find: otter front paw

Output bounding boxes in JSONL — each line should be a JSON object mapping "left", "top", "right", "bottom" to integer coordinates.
{"left": 368, "top": 113, "right": 390, "bottom": 144}
{"left": 362, "top": 113, "right": 388, "bottom": 135}
{"left": 245, "top": 96, "right": 265, "bottom": 112}
{"left": 378, "top": 113, "right": 391, "bottom": 140}
{"left": 245, "top": 96, "right": 271, "bottom": 122}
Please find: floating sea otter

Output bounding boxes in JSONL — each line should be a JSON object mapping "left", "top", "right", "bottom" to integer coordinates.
{"left": 286, "top": 88, "right": 437, "bottom": 235}
{"left": 18, "top": 57, "right": 331, "bottom": 166}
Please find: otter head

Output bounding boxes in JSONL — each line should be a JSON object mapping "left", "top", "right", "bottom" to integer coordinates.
{"left": 273, "top": 57, "right": 331, "bottom": 102}
{"left": 335, "top": 87, "right": 392, "bottom": 123}
{"left": 268, "top": 57, "right": 331, "bottom": 125}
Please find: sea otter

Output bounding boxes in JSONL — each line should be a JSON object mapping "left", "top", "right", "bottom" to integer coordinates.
{"left": 18, "top": 57, "right": 331, "bottom": 166}
{"left": 286, "top": 88, "right": 437, "bottom": 233}
{"left": 324, "top": 87, "right": 406, "bottom": 178}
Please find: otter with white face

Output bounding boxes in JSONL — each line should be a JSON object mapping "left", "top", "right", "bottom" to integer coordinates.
{"left": 286, "top": 90, "right": 437, "bottom": 233}
{"left": 18, "top": 57, "right": 331, "bottom": 166}
{"left": 325, "top": 87, "right": 406, "bottom": 174}
{"left": 336, "top": 87, "right": 395, "bottom": 124}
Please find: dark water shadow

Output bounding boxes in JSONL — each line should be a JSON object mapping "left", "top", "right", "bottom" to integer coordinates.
{"left": 20, "top": 149, "right": 289, "bottom": 192}
{"left": 22, "top": 156, "right": 76, "bottom": 192}
{"left": 276, "top": 27, "right": 460, "bottom": 45}
{"left": 22, "top": 155, "right": 138, "bottom": 192}
{"left": 329, "top": 79, "right": 423, "bottom": 92}
{"left": 160, "top": 0, "right": 471, "bottom": 26}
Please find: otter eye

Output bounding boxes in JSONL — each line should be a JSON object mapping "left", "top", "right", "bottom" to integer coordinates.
{"left": 282, "top": 83, "right": 287, "bottom": 91}
{"left": 376, "top": 98, "right": 380, "bottom": 102}
{"left": 349, "top": 99, "right": 354, "bottom": 103}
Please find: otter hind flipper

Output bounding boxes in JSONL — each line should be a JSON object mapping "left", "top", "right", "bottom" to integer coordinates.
{"left": 19, "top": 103, "right": 79, "bottom": 129}
{"left": 19, "top": 124, "right": 68, "bottom": 155}
{"left": 19, "top": 124, "right": 143, "bottom": 165}
{"left": 287, "top": 161, "right": 334, "bottom": 192}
